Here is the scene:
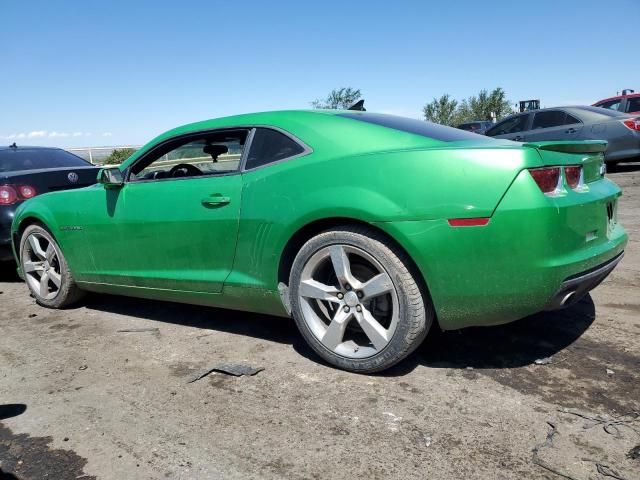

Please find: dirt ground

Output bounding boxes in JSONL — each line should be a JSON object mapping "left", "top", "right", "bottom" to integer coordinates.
{"left": 1, "top": 165, "right": 639, "bottom": 480}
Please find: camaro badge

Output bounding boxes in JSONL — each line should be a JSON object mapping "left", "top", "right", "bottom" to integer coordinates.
{"left": 68, "top": 172, "right": 79, "bottom": 183}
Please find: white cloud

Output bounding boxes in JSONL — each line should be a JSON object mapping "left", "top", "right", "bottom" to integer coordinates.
{"left": 1, "top": 130, "right": 96, "bottom": 141}
{"left": 102, "top": 132, "right": 113, "bottom": 137}
{"left": 28, "top": 130, "right": 47, "bottom": 138}
{"left": 49, "top": 131, "right": 70, "bottom": 138}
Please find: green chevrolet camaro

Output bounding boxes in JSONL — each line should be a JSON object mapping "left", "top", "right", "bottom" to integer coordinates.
{"left": 11, "top": 110, "right": 627, "bottom": 372}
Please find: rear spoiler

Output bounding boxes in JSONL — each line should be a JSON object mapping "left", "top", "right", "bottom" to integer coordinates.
{"left": 523, "top": 140, "right": 607, "bottom": 154}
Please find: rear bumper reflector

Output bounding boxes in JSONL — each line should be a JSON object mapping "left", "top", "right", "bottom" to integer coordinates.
{"left": 447, "top": 218, "right": 490, "bottom": 227}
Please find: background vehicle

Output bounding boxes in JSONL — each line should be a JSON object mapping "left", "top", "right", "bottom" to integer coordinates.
{"left": 593, "top": 90, "right": 640, "bottom": 115}
{"left": 485, "top": 106, "right": 640, "bottom": 163}
{"left": 11, "top": 111, "right": 627, "bottom": 373}
{"left": 455, "top": 121, "right": 493, "bottom": 134}
{"left": 0, "top": 145, "right": 99, "bottom": 261}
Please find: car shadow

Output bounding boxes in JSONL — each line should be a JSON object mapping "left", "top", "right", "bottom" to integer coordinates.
{"left": 83, "top": 294, "right": 300, "bottom": 346}
{"left": 608, "top": 161, "right": 640, "bottom": 173}
{"left": 84, "top": 292, "right": 596, "bottom": 376}
{"left": 0, "top": 262, "right": 20, "bottom": 283}
{"left": 379, "top": 295, "right": 596, "bottom": 376}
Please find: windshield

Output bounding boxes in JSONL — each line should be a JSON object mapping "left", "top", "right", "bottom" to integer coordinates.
{"left": 0, "top": 148, "right": 90, "bottom": 172}
{"left": 339, "top": 112, "right": 494, "bottom": 142}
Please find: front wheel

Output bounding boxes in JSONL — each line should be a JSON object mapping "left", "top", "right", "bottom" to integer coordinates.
{"left": 289, "top": 226, "right": 433, "bottom": 373}
{"left": 19, "top": 224, "right": 84, "bottom": 308}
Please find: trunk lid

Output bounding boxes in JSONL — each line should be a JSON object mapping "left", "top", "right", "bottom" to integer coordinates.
{"left": 0, "top": 166, "right": 99, "bottom": 194}
{"left": 523, "top": 140, "right": 606, "bottom": 183}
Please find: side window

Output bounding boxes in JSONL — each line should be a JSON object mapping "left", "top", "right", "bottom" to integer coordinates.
{"left": 129, "top": 129, "right": 249, "bottom": 181}
{"left": 596, "top": 99, "right": 621, "bottom": 111}
{"left": 626, "top": 98, "right": 640, "bottom": 113}
{"left": 564, "top": 113, "right": 581, "bottom": 125}
{"left": 245, "top": 128, "right": 305, "bottom": 170}
{"left": 532, "top": 111, "right": 567, "bottom": 129}
{"left": 486, "top": 114, "right": 529, "bottom": 136}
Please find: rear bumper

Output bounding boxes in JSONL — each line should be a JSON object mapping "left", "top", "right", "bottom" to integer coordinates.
{"left": 543, "top": 252, "right": 624, "bottom": 310}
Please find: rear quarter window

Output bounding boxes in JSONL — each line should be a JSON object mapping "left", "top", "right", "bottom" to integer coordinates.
{"left": 339, "top": 113, "right": 492, "bottom": 142}
{"left": 626, "top": 97, "right": 640, "bottom": 113}
{"left": 244, "top": 128, "right": 306, "bottom": 170}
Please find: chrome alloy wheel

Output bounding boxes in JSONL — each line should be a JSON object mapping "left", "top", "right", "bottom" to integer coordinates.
{"left": 297, "top": 244, "right": 399, "bottom": 359}
{"left": 22, "top": 233, "right": 62, "bottom": 300}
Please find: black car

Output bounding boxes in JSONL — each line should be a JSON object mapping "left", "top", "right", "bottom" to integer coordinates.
{"left": 0, "top": 145, "right": 99, "bottom": 261}
{"left": 455, "top": 120, "right": 493, "bottom": 135}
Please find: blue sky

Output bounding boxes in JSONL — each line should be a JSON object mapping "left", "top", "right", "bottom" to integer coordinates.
{"left": 1, "top": 0, "right": 638, "bottom": 147}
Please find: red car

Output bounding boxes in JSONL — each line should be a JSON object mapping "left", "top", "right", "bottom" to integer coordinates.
{"left": 593, "top": 91, "right": 640, "bottom": 115}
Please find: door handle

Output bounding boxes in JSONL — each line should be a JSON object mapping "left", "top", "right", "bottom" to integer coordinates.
{"left": 513, "top": 135, "right": 523, "bottom": 141}
{"left": 565, "top": 127, "right": 577, "bottom": 134}
{"left": 201, "top": 195, "right": 230, "bottom": 207}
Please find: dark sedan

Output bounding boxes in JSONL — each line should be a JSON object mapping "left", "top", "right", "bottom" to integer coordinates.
{"left": 485, "top": 106, "right": 640, "bottom": 164}
{"left": 0, "top": 145, "right": 99, "bottom": 261}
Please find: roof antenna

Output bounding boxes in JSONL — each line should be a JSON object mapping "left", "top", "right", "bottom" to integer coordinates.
{"left": 9, "top": 142, "right": 17, "bottom": 149}
{"left": 348, "top": 99, "right": 366, "bottom": 111}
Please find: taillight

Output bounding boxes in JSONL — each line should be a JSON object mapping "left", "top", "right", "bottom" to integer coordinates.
{"left": 622, "top": 118, "right": 640, "bottom": 131}
{"left": 0, "top": 185, "right": 18, "bottom": 205}
{"left": 18, "top": 185, "right": 37, "bottom": 199}
{"left": 528, "top": 167, "right": 561, "bottom": 194}
{"left": 564, "top": 166, "right": 582, "bottom": 189}
{"left": 0, "top": 184, "right": 38, "bottom": 205}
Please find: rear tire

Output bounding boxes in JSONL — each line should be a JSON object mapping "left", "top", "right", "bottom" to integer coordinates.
{"left": 19, "top": 224, "right": 84, "bottom": 308}
{"left": 289, "top": 225, "right": 433, "bottom": 373}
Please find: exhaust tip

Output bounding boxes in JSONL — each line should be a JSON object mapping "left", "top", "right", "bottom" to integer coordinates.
{"left": 560, "top": 291, "right": 576, "bottom": 306}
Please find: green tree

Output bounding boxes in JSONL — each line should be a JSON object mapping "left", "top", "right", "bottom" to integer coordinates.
{"left": 422, "top": 94, "right": 459, "bottom": 126}
{"left": 457, "top": 87, "right": 513, "bottom": 123}
{"left": 312, "top": 87, "right": 362, "bottom": 109}
{"left": 103, "top": 148, "right": 136, "bottom": 165}
{"left": 423, "top": 87, "right": 514, "bottom": 126}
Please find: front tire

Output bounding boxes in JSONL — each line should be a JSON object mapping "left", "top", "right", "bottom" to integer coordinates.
{"left": 289, "top": 226, "right": 433, "bottom": 373}
{"left": 19, "top": 224, "right": 84, "bottom": 308}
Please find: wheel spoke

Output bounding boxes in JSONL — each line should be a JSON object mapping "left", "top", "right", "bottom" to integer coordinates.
{"left": 23, "top": 260, "right": 44, "bottom": 273}
{"left": 49, "top": 270, "right": 62, "bottom": 288}
{"left": 299, "top": 279, "right": 341, "bottom": 303}
{"left": 45, "top": 243, "right": 56, "bottom": 263}
{"left": 355, "top": 307, "right": 390, "bottom": 350}
{"left": 361, "top": 272, "right": 393, "bottom": 300}
{"left": 39, "top": 272, "right": 50, "bottom": 297}
{"left": 329, "top": 245, "right": 357, "bottom": 288}
{"left": 28, "top": 235, "right": 46, "bottom": 260}
{"left": 321, "top": 308, "right": 351, "bottom": 350}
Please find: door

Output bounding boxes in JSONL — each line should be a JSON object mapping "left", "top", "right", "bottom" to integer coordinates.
{"left": 524, "top": 110, "right": 584, "bottom": 142}
{"left": 83, "top": 129, "right": 249, "bottom": 292}
{"left": 484, "top": 114, "right": 531, "bottom": 141}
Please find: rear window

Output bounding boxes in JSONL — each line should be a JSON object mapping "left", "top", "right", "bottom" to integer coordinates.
{"left": 339, "top": 113, "right": 492, "bottom": 142}
{"left": 576, "top": 106, "right": 628, "bottom": 117}
{"left": 626, "top": 97, "right": 640, "bottom": 113}
{"left": 0, "top": 148, "right": 90, "bottom": 173}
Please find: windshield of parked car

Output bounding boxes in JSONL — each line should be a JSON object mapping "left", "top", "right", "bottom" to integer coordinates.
{"left": 0, "top": 148, "right": 90, "bottom": 172}
{"left": 340, "top": 112, "right": 493, "bottom": 142}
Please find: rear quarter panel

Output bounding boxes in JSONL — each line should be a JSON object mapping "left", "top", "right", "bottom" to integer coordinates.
{"left": 229, "top": 144, "right": 543, "bottom": 291}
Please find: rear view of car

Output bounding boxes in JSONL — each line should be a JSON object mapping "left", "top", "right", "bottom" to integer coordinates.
{"left": 0, "top": 145, "right": 99, "bottom": 261}
{"left": 485, "top": 106, "right": 640, "bottom": 164}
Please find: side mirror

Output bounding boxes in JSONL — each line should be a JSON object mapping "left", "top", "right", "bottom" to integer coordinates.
{"left": 98, "top": 167, "right": 124, "bottom": 188}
